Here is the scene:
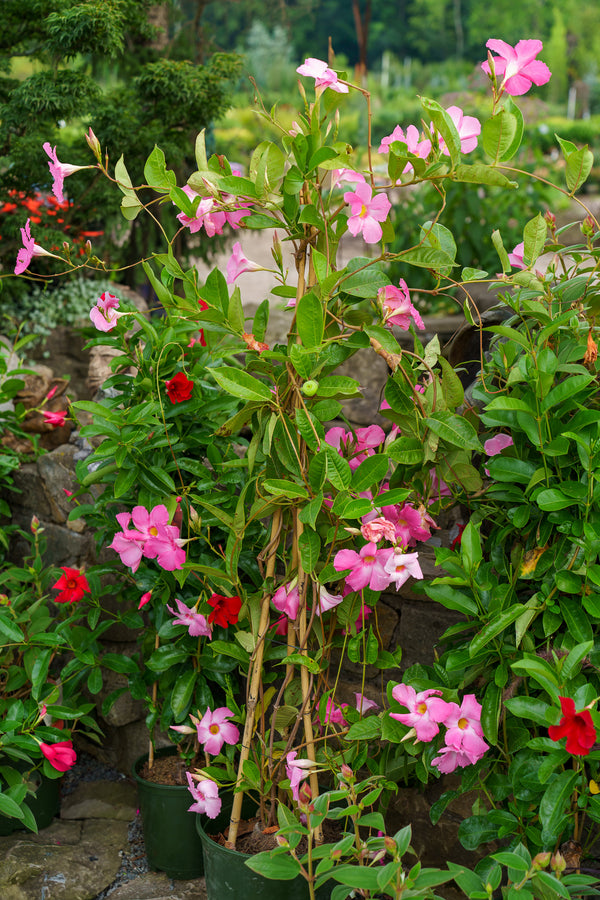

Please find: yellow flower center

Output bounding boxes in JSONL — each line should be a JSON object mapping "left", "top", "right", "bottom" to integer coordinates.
{"left": 458, "top": 717, "right": 468, "bottom": 729}
{"left": 209, "top": 724, "right": 220, "bottom": 734}
{"left": 359, "top": 204, "right": 368, "bottom": 218}
{"left": 417, "top": 702, "right": 427, "bottom": 714}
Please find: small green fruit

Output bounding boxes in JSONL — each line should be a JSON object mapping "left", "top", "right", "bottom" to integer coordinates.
{"left": 301, "top": 380, "right": 318, "bottom": 396}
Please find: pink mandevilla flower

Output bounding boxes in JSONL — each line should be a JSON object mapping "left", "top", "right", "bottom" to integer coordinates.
{"left": 481, "top": 39, "right": 551, "bottom": 96}
{"left": 166, "top": 598, "right": 212, "bottom": 637}
{"left": 484, "top": 433, "right": 514, "bottom": 456}
{"left": 272, "top": 582, "right": 300, "bottom": 620}
{"left": 186, "top": 774, "right": 221, "bottom": 818}
{"left": 196, "top": 707, "right": 240, "bottom": 756}
{"left": 226, "top": 241, "right": 264, "bottom": 283}
{"left": 334, "top": 542, "right": 394, "bottom": 592}
{"left": 43, "top": 142, "right": 89, "bottom": 204}
{"left": 285, "top": 752, "right": 315, "bottom": 802}
{"left": 14, "top": 219, "right": 58, "bottom": 275}
{"left": 384, "top": 551, "right": 423, "bottom": 590}
{"left": 325, "top": 424, "right": 385, "bottom": 471}
{"left": 390, "top": 683, "right": 449, "bottom": 742}
{"left": 109, "top": 504, "right": 186, "bottom": 572}
{"left": 379, "top": 282, "right": 425, "bottom": 331}
{"left": 331, "top": 169, "right": 366, "bottom": 189}
{"left": 344, "top": 182, "right": 391, "bottom": 244}
{"left": 354, "top": 692, "right": 379, "bottom": 714}
{"left": 296, "top": 58, "right": 348, "bottom": 94}
{"left": 436, "top": 106, "right": 481, "bottom": 156}
{"left": 438, "top": 694, "right": 489, "bottom": 761}
{"left": 176, "top": 186, "right": 226, "bottom": 236}
{"left": 378, "top": 124, "right": 432, "bottom": 177}
{"left": 361, "top": 516, "right": 397, "bottom": 544}
{"left": 315, "top": 583, "right": 344, "bottom": 616}
{"left": 508, "top": 242, "right": 526, "bottom": 270}
{"left": 324, "top": 697, "right": 348, "bottom": 726}
{"left": 90, "top": 292, "right": 124, "bottom": 332}
{"left": 431, "top": 747, "right": 477, "bottom": 774}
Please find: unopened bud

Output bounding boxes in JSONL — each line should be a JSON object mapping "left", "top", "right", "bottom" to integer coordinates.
{"left": 383, "top": 836, "right": 397, "bottom": 854}
{"left": 551, "top": 852, "right": 566, "bottom": 874}
{"left": 340, "top": 764, "right": 354, "bottom": 781}
{"left": 581, "top": 215, "right": 595, "bottom": 238}
{"left": 30, "top": 515, "right": 40, "bottom": 533}
{"left": 331, "top": 847, "right": 343, "bottom": 860}
{"left": 298, "top": 782, "right": 313, "bottom": 805}
{"left": 532, "top": 852, "right": 551, "bottom": 870}
{"left": 271, "top": 231, "right": 282, "bottom": 268}
{"left": 276, "top": 834, "right": 289, "bottom": 848}
{"left": 85, "top": 240, "right": 92, "bottom": 257}
{"left": 0, "top": 594, "right": 10, "bottom": 606}
{"left": 85, "top": 127, "right": 102, "bottom": 162}
{"left": 544, "top": 210, "right": 556, "bottom": 228}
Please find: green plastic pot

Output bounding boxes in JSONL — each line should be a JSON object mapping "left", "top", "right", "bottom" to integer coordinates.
{"left": 196, "top": 796, "right": 331, "bottom": 900}
{"left": 133, "top": 748, "right": 204, "bottom": 880}
{"left": 0, "top": 759, "right": 61, "bottom": 835}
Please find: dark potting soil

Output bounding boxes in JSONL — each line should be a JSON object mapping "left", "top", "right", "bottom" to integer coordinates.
{"left": 139, "top": 752, "right": 190, "bottom": 786}
{"left": 213, "top": 816, "right": 343, "bottom": 855}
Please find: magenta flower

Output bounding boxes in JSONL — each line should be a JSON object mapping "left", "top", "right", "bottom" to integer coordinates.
{"left": 186, "top": 773, "right": 221, "bottom": 818}
{"left": 324, "top": 697, "right": 348, "bottom": 726}
{"left": 196, "top": 707, "right": 240, "bottom": 756}
{"left": 166, "top": 598, "right": 212, "bottom": 638}
{"left": 14, "top": 219, "right": 59, "bottom": 275}
{"left": 390, "top": 683, "right": 448, "bottom": 742}
{"left": 438, "top": 694, "right": 489, "bottom": 760}
{"left": 484, "top": 433, "right": 514, "bottom": 456}
{"left": 43, "top": 142, "right": 89, "bottom": 204}
{"left": 43, "top": 410, "right": 68, "bottom": 428}
{"left": 431, "top": 747, "right": 477, "bottom": 774}
{"left": 379, "top": 282, "right": 425, "bottom": 331}
{"left": 376, "top": 502, "right": 431, "bottom": 546}
{"left": 130, "top": 504, "right": 170, "bottom": 540}
{"left": 272, "top": 581, "right": 300, "bottom": 620}
{"left": 109, "top": 505, "right": 186, "bottom": 572}
{"left": 143, "top": 525, "right": 186, "bottom": 571}
{"left": 109, "top": 528, "right": 145, "bottom": 574}
{"left": 226, "top": 241, "right": 265, "bottom": 284}
{"left": 481, "top": 39, "right": 551, "bottom": 96}
{"left": 90, "top": 292, "right": 124, "bottom": 332}
{"left": 296, "top": 58, "right": 348, "bottom": 94}
{"left": 334, "top": 542, "right": 393, "bottom": 592}
{"left": 285, "top": 752, "right": 315, "bottom": 802}
{"left": 384, "top": 551, "right": 423, "bottom": 590}
{"left": 508, "top": 241, "right": 526, "bottom": 269}
{"left": 325, "top": 424, "right": 386, "bottom": 471}
{"left": 344, "top": 183, "right": 391, "bottom": 244}
{"left": 138, "top": 591, "right": 152, "bottom": 610}
{"left": 436, "top": 106, "right": 481, "bottom": 156}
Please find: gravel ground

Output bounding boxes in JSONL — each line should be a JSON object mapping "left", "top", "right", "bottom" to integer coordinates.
{"left": 63, "top": 751, "right": 151, "bottom": 898}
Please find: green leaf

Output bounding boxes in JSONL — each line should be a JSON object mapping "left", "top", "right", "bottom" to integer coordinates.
{"left": 171, "top": 670, "right": 196, "bottom": 719}
{"left": 350, "top": 455, "right": 389, "bottom": 492}
{"left": 386, "top": 437, "right": 424, "bottom": 465}
{"left": 425, "top": 411, "right": 481, "bottom": 451}
{"left": 560, "top": 597, "right": 592, "bottom": 643}
{"left": 263, "top": 479, "right": 309, "bottom": 500}
{"left": 481, "top": 682, "right": 501, "bottom": 744}
{"left": 397, "top": 246, "right": 457, "bottom": 271}
{"left": 211, "top": 367, "right": 273, "bottom": 403}
{"left": 315, "top": 376, "right": 361, "bottom": 398}
{"left": 0, "top": 613, "right": 24, "bottom": 643}
{"left": 298, "top": 492, "right": 323, "bottom": 529}
{"left": 281, "top": 653, "right": 321, "bottom": 675}
{"left": 556, "top": 135, "right": 594, "bottom": 194}
{"left": 541, "top": 373, "right": 593, "bottom": 412}
{"left": 470, "top": 604, "right": 537, "bottom": 657}
{"left": 523, "top": 213, "right": 547, "bottom": 265}
{"left": 492, "top": 229, "right": 510, "bottom": 274}
{"left": 144, "top": 145, "right": 176, "bottom": 190}
{"left": 346, "top": 718, "right": 382, "bottom": 740}
{"left": 482, "top": 110, "right": 518, "bottom": 162}
{"left": 299, "top": 528, "right": 321, "bottom": 573}
{"left": 296, "top": 291, "right": 324, "bottom": 349}
{"left": 540, "top": 770, "right": 578, "bottom": 845}
{"left": 504, "top": 696, "right": 553, "bottom": 726}
{"left": 422, "top": 96, "right": 461, "bottom": 165}
{"left": 535, "top": 489, "right": 576, "bottom": 511}
{"left": 343, "top": 259, "right": 390, "bottom": 297}
{"left": 453, "top": 164, "right": 517, "bottom": 188}
{"left": 245, "top": 852, "right": 302, "bottom": 880}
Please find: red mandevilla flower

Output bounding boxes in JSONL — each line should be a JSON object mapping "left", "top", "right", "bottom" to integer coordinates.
{"left": 207, "top": 593, "right": 242, "bottom": 628}
{"left": 548, "top": 696, "right": 597, "bottom": 756}
{"left": 52, "top": 567, "right": 91, "bottom": 604}
{"left": 165, "top": 371, "right": 194, "bottom": 403}
{"left": 40, "top": 740, "right": 77, "bottom": 772}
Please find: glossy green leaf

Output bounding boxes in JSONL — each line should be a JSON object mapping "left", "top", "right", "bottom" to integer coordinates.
{"left": 211, "top": 367, "right": 273, "bottom": 402}
{"left": 453, "top": 164, "right": 517, "bottom": 188}
{"left": 523, "top": 213, "right": 547, "bottom": 265}
{"left": 263, "top": 479, "right": 309, "bottom": 500}
{"left": 425, "top": 411, "right": 481, "bottom": 451}
{"left": 351, "top": 454, "right": 390, "bottom": 492}
{"left": 296, "top": 290, "right": 324, "bottom": 349}
{"left": 482, "top": 110, "right": 518, "bottom": 162}
{"left": 299, "top": 528, "right": 321, "bottom": 573}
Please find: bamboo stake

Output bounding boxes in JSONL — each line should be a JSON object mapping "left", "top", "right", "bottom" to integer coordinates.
{"left": 148, "top": 633, "right": 160, "bottom": 769}
{"left": 226, "top": 508, "right": 282, "bottom": 849}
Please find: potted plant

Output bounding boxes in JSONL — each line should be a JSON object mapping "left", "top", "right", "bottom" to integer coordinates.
{"left": 11, "top": 31, "right": 600, "bottom": 898}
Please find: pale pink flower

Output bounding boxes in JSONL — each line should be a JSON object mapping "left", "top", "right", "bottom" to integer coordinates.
{"left": 331, "top": 169, "right": 366, "bottom": 189}
{"left": 285, "top": 752, "right": 315, "bottom": 802}
{"left": 324, "top": 697, "right": 348, "bottom": 726}
{"left": 196, "top": 707, "right": 240, "bottom": 756}
{"left": 296, "top": 58, "right": 349, "bottom": 94}
{"left": 14, "top": 219, "right": 59, "bottom": 275}
{"left": 176, "top": 186, "right": 226, "bottom": 236}
{"left": 334, "top": 542, "right": 394, "bottom": 592}
{"left": 315, "top": 583, "right": 344, "bottom": 616}
{"left": 272, "top": 582, "right": 300, "bottom": 620}
{"left": 378, "top": 124, "right": 432, "bottom": 176}
{"left": 170, "top": 723, "right": 195, "bottom": 735}
{"left": 379, "top": 282, "right": 425, "bottom": 331}
{"left": 109, "top": 528, "right": 145, "bottom": 573}
{"left": 384, "top": 551, "right": 423, "bottom": 590}
{"left": 186, "top": 774, "right": 221, "bottom": 818}
{"left": 289, "top": 120, "right": 304, "bottom": 137}
{"left": 438, "top": 694, "right": 489, "bottom": 760}
{"left": 508, "top": 242, "right": 526, "bottom": 269}
{"left": 144, "top": 525, "right": 186, "bottom": 571}
{"left": 354, "top": 692, "right": 379, "bottom": 714}
{"left": 390, "top": 683, "right": 448, "bottom": 742}
{"left": 484, "top": 434, "right": 514, "bottom": 456}
{"left": 43, "top": 142, "right": 90, "bottom": 204}
{"left": 226, "top": 241, "right": 265, "bottom": 283}
{"left": 436, "top": 106, "right": 481, "bottom": 155}
{"left": 43, "top": 410, "right": 68, "bottom": 428}
{"left": 481, "top": 39, "right": 551, "bottom": 96}
{"left": 166, "top": 598, "right": 212, "bottom": 637}
{"left": 344, "top": 183, "right": 391, "bottom": 244}
{"left": 90, "top": 292, "right": 124, "bottom": 332}
{"left": 360, "top": 516, "right": 396, "bottom": 543}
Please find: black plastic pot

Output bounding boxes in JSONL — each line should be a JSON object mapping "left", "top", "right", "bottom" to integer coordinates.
{"left": 196, "top": 797, "right": 331, "bottom": 900}
{"left": 132, "top": 747, "right": 204, "bottom": 880}
{"left": 0, "top": 761, "right": 61, "bottom": 835}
